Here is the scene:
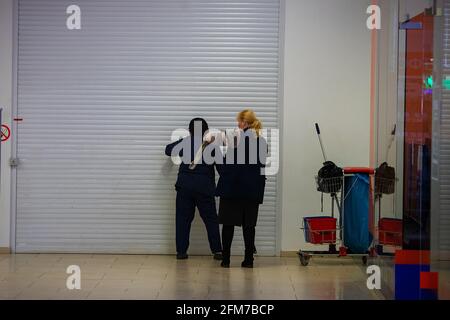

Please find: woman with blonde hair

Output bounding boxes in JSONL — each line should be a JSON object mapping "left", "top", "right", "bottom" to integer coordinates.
{"left": 215, "top": 109, "right": 267, "bottom": 268}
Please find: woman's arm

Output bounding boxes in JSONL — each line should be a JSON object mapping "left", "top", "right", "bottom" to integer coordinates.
{"left": 165, "top": 139, "right": 183, "bottom": 157}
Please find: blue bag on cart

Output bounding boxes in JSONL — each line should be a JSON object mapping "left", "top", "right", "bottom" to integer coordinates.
{"left": 343, "top": 174, "right": 372, "bottom": 253}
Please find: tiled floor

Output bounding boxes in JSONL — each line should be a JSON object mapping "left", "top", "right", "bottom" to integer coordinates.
{"left": 0, "top": 253, "right": 384, "bottom": 300}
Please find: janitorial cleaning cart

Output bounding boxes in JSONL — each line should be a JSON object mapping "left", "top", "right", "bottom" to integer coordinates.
{"left": 298, "top": 123, "right": 375, "bottom": 266}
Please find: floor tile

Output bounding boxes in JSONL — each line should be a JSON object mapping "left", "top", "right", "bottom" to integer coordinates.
{"left": 124, "top": 288, "right": 159, "bottom": 299}
{"left": 16, "top": 288, "right": 60, "bottom": 300}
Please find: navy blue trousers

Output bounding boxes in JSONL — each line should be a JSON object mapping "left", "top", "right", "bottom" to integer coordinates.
{"left": 176, "top": 188, "right": 222, "bottom": 254}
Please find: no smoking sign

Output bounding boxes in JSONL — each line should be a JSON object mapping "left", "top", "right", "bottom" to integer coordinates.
{"left": 1, "top": 124, "right": 11, "bottom": 142}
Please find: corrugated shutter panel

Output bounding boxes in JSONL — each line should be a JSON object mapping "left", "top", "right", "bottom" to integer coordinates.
{"left": 440, "top": 0, "right": 450, "bottom": 260}
{"left": 16, "top": 0, "right": 281, "bottom": 255}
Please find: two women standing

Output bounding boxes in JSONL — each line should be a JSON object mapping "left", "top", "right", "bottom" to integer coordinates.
{"left": 165, "top": 109, "right": 267, "bottom": 268}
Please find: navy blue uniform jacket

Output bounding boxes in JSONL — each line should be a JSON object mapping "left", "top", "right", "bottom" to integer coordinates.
{"left": 165, "top": 136, "right": 217, "bottom": 197}
{"left": 215, "top": 130, "right": 267, "bottom": 204}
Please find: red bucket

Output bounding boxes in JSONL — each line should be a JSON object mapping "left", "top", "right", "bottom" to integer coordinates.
{"left": 304, "top": 217, "right": 337, "bottom": 244}
{"left": 379, "top": 218, "right": 402, "bottom": 246}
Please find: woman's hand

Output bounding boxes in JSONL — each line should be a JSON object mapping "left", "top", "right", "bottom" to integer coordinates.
{"left": 204, "top": 131, "right": 230, "bottom": 145}
{"left": 203, "top": 132, "right": 216, "bottom": 144}
{"left": 225, "top": 128, "right": 241, "bottom": 148}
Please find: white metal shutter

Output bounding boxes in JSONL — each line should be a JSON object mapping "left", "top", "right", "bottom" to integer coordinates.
{"left": 15, "top": 0, "right": 281, "bottom": 254}
{"left": 439, "top": 0, "right": 450, "bottom": 260}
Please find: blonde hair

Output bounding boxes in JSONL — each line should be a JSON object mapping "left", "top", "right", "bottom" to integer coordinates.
{"left": 237, "top": 109, "right": 262, "bottom": 137}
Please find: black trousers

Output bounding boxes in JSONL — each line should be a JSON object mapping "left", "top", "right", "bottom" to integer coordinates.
{"left": 221, "top": 225, "right": 255, "bottom": 263}
{"left": 176, "top": 188, "right": 222, "bottom": 255}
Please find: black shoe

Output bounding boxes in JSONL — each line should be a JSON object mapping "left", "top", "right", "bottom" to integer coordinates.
{"left": 221, "top": 261, "right": 230, "bottom": 268}
{"left": 213, "top": 252, "right": 223, "bottom": 260}
{"left": 176, "top": 253, "right": 188, "bottom": 260}
{"left": 241, "top": 260, "right": 253, "bottom": 268}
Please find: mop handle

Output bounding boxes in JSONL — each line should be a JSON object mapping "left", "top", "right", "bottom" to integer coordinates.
{"left": 189, "top": 136, "right": 216, "bottom": 170}
{"left": 384, "top": 124, "right": 396, "bottom": 163}
{"left": 315, "top": 123, "right": 327, "bottom": 162}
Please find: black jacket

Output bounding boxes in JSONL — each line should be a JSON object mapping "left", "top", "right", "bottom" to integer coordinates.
{"left": 165, "top": 136, "right": 219, "bottom": 197}
{"left": 215, "top": 129, "right": 267, "bottom": 204}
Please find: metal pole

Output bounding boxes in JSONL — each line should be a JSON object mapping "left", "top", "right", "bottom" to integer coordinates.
{"left": 331, "top": 194, "right": 335, "bottom": 219}
{"left": 315, "top": 123, "right": 327, "bottom": 162}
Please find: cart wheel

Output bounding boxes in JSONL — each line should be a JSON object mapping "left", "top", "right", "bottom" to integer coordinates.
{"left": 369, "top": 247, "right": 377, "bottom": 258}
{"left": 329, "top": 244, "right": 337, "bottom": 254}
{"left": 362, "top": 256, "right": 368, "bottom": 265}
{"left": 376, "top": 245, "right": 383, "bottom": 255}
{"left": 299, "top": 254, "right": 310, "bottom": 266}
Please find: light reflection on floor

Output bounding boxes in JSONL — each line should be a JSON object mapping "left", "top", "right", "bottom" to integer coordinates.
{"left": 0, "top": 253, "right": 384, "bottom": 300}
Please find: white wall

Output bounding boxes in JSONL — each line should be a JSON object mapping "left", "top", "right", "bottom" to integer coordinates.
{"left": 281, "top": 0, "right": 371, "bottom": 251}
{"left": 0, "top": 0, "right": 373, "bottom": 252}
{"left": 0, "top": 0, "right": 13, "bottom": 250}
